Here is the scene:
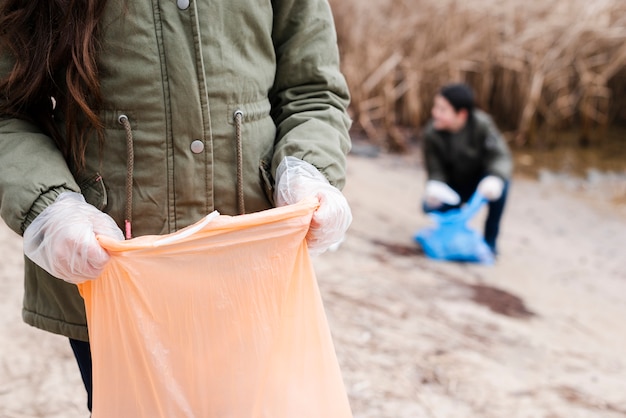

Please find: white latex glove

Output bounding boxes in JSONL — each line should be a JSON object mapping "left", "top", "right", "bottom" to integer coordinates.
{"left": 23, "top": 191, "right": 124, "bottom": 284}
{"left": 424, "top": 180, "right": 461, "bottom": 209}
{"left": 477, "top": 175, "right": 504, "bottom": 201}
{"left": 274, "top": 156, "right": 352, "bottom": 256}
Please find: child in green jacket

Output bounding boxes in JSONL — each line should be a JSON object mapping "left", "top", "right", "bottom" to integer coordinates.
{"left": 422, "top": 83, "right": 513, "bottom": 254}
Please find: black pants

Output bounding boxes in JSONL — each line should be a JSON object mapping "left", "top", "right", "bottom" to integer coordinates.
{"left": 69, "top": 338, "right": 93, "bottom": 412}
{"left": 482, "top": 182, "right": 509, "bottom": 253}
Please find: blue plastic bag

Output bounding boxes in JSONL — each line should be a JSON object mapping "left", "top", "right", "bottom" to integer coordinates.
{"left": 414, "top": 192, "right": 494, "bottom": 264}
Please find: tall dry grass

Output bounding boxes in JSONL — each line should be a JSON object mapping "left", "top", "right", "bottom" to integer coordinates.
{"left": 330, "top": 0, "right": 626, "bottom": 150}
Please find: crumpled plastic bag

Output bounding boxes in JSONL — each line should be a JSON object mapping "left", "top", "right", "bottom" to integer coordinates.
{"left": 414, "top": 192, "right": 495, "bottom": 264}
{"left": 78, "top": 198, "right": 353, "bottom": 418}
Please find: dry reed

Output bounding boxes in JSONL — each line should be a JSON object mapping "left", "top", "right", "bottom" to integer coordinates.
{"left": 329, "top": 0, "right": 626, "bottom": 150}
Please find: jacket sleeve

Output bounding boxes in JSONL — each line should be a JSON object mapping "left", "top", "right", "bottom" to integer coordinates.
{"left": 422, "top": 124, "right": 448, "bottom": 183}
{"left": 478, "top": 112, "right": 513, "bottom": 181}
{"left": 269, "top": 0, "right": 352, "bottom": 189}
{"left": 0, "top": 55, "right": 80, "bottom": 236}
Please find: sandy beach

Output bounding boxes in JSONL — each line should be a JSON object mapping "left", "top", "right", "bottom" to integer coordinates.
{"left": 1, "top": 149, "right": 626, "bottom": 418}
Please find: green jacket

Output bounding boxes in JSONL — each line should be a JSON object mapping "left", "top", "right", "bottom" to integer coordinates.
{"left": 422, "top": 109, "right": 512, "bottom": 201}
{"left": 0, "top": 0, "right": 351, "bottom": 341}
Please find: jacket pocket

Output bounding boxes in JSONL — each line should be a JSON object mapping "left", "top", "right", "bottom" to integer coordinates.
{"left": 78, "top": 173, "right": 108, "bottom": 211}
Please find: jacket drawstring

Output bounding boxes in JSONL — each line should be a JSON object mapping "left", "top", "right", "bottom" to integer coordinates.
{"left": 233, "top": 109, "right": 245, "bottom": 215}
{"left": 118, "top": 114, "right": 134, "bottom": 239}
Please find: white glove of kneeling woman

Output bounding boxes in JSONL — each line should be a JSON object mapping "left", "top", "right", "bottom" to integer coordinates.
{"left": 274, "top": 156, "right": 352, "bottom": 256}
{"left": 477, "top": 175, "right": 505, "bottom": 201}
{"left": 23, "top": 191, "right": 124, "bottom": 284}
{"left": 424, "top": 180, "right": 461, "bottom": 210}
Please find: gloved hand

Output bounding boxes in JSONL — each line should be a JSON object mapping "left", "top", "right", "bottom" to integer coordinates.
{"left": 274, "top": 156, "right": 352, "bottom": 256}
{"left": 477, "top": 175, "right": 505, "bottom": 201}
{"left": 23, "top": 191, "right": 124, "bottom": 284}
{"left": 424, "top": 180, "right": 461, "bottom": 209}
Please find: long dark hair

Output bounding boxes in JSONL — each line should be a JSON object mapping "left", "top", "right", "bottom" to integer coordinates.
{"left": 0, "top": 0, "right": 108, "bottom": 169}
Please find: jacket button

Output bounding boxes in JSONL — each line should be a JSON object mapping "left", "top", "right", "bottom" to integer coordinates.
{"left": 190, "top": 140, "right": 204, "bottom": 154}
{"left": 177, "top": 0, "right": 190, "bottom": 10}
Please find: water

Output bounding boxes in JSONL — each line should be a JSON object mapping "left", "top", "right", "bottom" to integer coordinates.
{"left": 513, "top": 127, "right": 626, "bottom": 178}
{"left": 512, "top": 127, "right": 626, "bottom": 209}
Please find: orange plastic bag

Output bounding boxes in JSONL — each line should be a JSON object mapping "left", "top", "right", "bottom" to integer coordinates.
{"left": 78, "top": 198, "right": 353, "bottom": 418}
